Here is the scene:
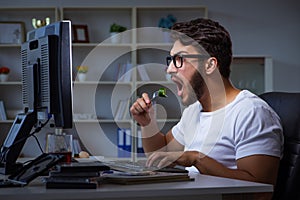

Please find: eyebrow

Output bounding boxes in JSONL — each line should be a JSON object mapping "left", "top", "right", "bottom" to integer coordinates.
{"left": 170, "top": 51, "right": 189, "bottom": 56}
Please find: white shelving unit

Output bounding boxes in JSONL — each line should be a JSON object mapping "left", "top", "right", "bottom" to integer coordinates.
{"left": 62, "top": 6, "right": 208, "bottom": 159}
{"left": 0, "top": 6, "right": 273, "bottom": 159}
{"left": 0, "top": 7, "right": 60, "bottom": 152}
{"left": 231, "top": 56, "right": 273, "bottom": 94}
{"left": 0, "top": 7, "right": 59, "bottom": 119}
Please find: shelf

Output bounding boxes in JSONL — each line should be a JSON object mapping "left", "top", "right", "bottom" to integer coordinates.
{"left": 1, "top": 6, "right": 273, "bottom": 159}
{"left": 0, "top": 81, "right": 22, "bottom": 85}
{"left": 74, "top": 119, "right": 132, "bottom": 123}
{"left": 73, "top": 43, "right": 132, "bottom": 47}
{"left": 73, "top": 81, "right": 132, "bottom": 85}
{"left": 61, "top": 6, "right": 208, "bottom": 159}
{"left": 136, "top": 43, "right": 173, "bottom": 47}
{"left": 231, "top": 56, "right": 273, "bottom": 94}
{"left": 0, "top": 120, "right": 14, "bottom": 124}
{"left": 0, "top": 7, "right": 59, "bottom": 39}
{"left": 62, "top": 7, "right": 133, "bottom": 44}
{"left": 136, "top": 81, "right": 174, "bottom": 85}
{"left": 0, "top": 44, "right": 21, "bottom": 48}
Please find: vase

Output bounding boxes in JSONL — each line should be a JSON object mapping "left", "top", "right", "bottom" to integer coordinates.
{"left": 110, "top": 32, "right": 121, "bottom": 43}
{"left": 77, "top": 73, "right": 87, "bottom": 82}
{"left": 0, "top": 74, "right": 8, "bottom": 82}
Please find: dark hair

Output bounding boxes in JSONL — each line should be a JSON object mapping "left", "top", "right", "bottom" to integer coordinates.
{"left": 171, "top": 18, "right": 232, "bottom": 78}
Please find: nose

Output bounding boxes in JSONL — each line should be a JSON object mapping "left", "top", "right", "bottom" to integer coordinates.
{"left": 166, "top": 61, "right": 177, "bottom": 74}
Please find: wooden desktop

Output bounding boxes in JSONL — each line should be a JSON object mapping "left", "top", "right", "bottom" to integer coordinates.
{"left": 0, "top": 171, "right": 272, "bottom": 200}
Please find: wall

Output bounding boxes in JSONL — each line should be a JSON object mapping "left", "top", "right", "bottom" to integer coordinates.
{"left": 1, "top": 0, "right": 299, "bottom": 92}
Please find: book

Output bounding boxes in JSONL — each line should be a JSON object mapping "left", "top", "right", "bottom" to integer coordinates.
{"left": 119, "top": 62, "right": 132, "bottom": 82}
{"left": 49, "top": 171, "right": 100, "bottom": 178}
{"left": 137, "top": 65, "right": 150, "bottom": 81}
{"left": 117, "top": 128, "right": 125, "bottom": 158}
{"left": 0, "top": 101, "right": 7, "bottom": 120}
{"left": 115, "top": 62, "right": 132, "bottom": 82}
{"left": 114, "top": 99, "right": 130, "bottom": 120}
{"left": 101, "top": 172, "right": 194, "bottom": 185}
{"left": 45, "top": 177, "right": 97, "bottom": 189}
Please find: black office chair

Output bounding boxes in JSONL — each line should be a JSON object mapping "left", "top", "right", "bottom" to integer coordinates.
{"left": 259, "top": 92, "right": 300, "bottom": 200}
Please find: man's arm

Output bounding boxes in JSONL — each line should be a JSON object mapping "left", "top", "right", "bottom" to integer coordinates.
{"left": 141, "top": 128, "right": 183, "bottom": 156}
{"left": 130, "top": 93, "right": 183, "bottom": 156}
{"left": 147, "top": 149, "right": 279, "bottom": 186}
{"left": 193, "top": 153, "right": 280, "bottom": 185}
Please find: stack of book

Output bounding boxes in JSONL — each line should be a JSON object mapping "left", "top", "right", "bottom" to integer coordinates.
{"left": 101, "top": 171, "right": 194, "bottom": 185}
{"left": 45, "top": 162, "right": 110, "bottom": 189}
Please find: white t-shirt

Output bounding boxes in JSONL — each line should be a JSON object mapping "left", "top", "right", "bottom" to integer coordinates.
{"left": 172, "top": 90, "right": 283, "bottom": 171}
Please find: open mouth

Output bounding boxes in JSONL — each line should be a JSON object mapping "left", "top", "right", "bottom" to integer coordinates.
{"left": 172, "top": 76, "right": 184, "bottom": 97}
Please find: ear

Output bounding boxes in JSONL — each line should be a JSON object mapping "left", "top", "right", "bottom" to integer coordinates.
{"left": 205, "top": 57, "right": 218, "bottom": 75}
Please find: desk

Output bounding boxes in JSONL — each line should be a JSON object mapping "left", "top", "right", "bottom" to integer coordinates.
{"left": 0, "top": 172, "right": 272, "bottom": 200}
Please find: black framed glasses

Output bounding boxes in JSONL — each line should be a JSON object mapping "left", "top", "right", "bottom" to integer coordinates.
{"left": 166, "top": 54, "right": 208, "bottom": 68}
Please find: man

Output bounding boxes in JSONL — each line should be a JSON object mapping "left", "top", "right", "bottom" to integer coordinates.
{"left": 130, "top": 18, "right": 283, "bottom": 188}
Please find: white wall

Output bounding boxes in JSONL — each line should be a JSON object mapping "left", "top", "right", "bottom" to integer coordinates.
{"left": 1, "top": 0, "right": 299, "bottom": 92}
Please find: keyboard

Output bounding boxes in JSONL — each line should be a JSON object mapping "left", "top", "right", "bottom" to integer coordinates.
{"left": 104, "top": 160, "right": 188, "bottom": 173}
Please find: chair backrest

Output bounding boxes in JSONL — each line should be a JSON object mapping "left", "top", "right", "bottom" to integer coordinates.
{"left": 259, "top": 92, "right": 300, "bottom": 200}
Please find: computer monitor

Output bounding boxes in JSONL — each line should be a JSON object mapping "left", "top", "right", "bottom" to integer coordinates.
{"left": 0, "top": 21, "right": 73, "bottom": 175}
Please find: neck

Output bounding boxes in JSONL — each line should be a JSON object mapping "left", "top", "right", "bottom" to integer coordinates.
{"left": 199, "top": 78, "right": 240, "bottom": 112}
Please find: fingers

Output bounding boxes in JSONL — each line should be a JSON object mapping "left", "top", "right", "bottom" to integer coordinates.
{"left": 146, "top": 152, "right": 175, "bottom": 169}
{"left": 142, "top": 93, "right": 151, "bottom": 104}
{"left": 130, "top": 93, "right": 151, "bottom": 115}
{"left": 147, "top": 151, "right": 190, "bottom": 169}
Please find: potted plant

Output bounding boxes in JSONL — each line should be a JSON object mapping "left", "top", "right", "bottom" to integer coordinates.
{"left": 110, "top": 23, "right": 127, "bottom": 43}
{"left": 76, "top": 66, "right": 88, "bottom": 82}
{"left": 158, "top": 14, "right": 177, "bottom": 42}
{"left": 0, "top": 66, "right": 10, "bottom": 82}
{"left": 158, "top": 14, "right": 177, "bottom": 29}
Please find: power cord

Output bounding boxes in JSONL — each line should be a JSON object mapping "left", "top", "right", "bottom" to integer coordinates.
{"left": 0, "top": 118, "right": 50, "bottom": 164}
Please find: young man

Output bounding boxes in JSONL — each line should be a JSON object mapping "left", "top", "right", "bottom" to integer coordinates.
{"left": 130, "top": 18, "right": 283, "bottom": 187}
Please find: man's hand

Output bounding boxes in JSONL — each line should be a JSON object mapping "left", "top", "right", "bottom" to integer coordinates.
{"left": 146, "top": 151, "right": 202, "bottom": 169}
{"left": 130, "top": 93, "right": 154, "bottom": 127}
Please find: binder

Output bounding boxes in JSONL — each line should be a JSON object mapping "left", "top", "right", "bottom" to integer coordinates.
{"left": 117, "top": 128, "right": 125, "bottom": 157}
{"left": 117, "top": 128, "right": 131, "bottom": 158}
{"left": 124, "top": 129, "right": 131, "bottom": 157}
{"left": 137, "top": 130, "right": 145, "bottom": 157}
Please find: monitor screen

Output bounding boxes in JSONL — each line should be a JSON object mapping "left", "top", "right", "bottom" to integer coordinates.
{"left": 0, "top": 21, "right": 73, "bottom": 175}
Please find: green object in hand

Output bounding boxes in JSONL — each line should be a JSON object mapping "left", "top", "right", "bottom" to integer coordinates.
{"left": 151, "top": 88, "right": 168, "bottom": 101}
{"left": 158, "top": 88, "right": 167, "bottom": 97}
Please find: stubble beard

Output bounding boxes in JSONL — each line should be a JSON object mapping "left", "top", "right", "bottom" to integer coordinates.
{"left": 183, "top": 70, "right": 206, "bottom": 106}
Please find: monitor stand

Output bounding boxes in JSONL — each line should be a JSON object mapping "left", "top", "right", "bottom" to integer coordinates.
{"left": 0, "top": 111, "right": 36, "bottom": 175}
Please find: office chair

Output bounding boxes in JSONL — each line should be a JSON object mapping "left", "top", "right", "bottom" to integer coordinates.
{"left": 259, "top": 92, "right": 300, "bottom": 200}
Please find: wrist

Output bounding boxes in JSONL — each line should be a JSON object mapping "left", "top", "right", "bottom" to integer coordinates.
{"left": 141, "top": 119, "right": 160, "bottom": 138}
{"left": 193, "top": 152, "right": 207, "bottom": 173}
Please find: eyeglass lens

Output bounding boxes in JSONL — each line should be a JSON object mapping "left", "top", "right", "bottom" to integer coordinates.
{"left": 166, "top": 54, "right": 183, "bottom": 68}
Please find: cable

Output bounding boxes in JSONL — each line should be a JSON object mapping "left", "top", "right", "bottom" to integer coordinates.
{"left": 32, "top": 134, "right": 44, "bottom": 154}
{"left": 0, "top": 117, "right": 50, "bottom": 164}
